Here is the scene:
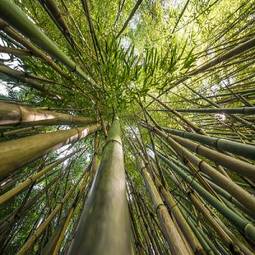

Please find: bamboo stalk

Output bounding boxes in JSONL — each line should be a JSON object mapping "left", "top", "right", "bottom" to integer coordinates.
{"left": 17, "top": 172, "right": 87, "bottom": 255}
{"left": 149, "top": 94, "right": 206, "bottom": 135}
{"left": 0, "top": 64, "right": 58, "bottom": 98}
{"left": 0, "top": 101, "right": 94, "bottom": 126}
{"left": 0, "top": 0, "right": 101, "bottom": 91}
{"left": 154, "top": 176, "right": 206, "bottom": 255}
{"left": 52, "top": 206, "right": 74, "bottom": 255}
{"left": 68, "top": 118, "right": 134, "bottom": 255}
{"left": 143, "top": 123, "right": 255, "bottom": 217}
{"left": 141, "top": 166, "right": 190, "bottom": 254}
{"left": 0, "top": 19, "right": 68, "bottom": 78}
{"left": 189, "top": 191, "right": 244, "bottom": 254}
{"left": 0, "top": 46, "right": 31, "bottom": 57}
{"left": 156, "top": 106, "right": 255, "bottom": 114}
{"left": 131, "top": 142, "right": 191, "bottom": 255}
{"left": 0, "top": 123, "right": 100, "bottom": 178}
{"left": 163, "top": 127, "right": 255, "bottom": 160}
{"left": 0, "top": 149, "right": 80, "bottom": 205}
{"left": 158, "top": 152, "right": 255, "bottom": 243}
{"left": 169, "top": 134, "right": 255, "bottom": 181}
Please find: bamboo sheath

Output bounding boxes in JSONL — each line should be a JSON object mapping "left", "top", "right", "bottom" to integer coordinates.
{"left": 163, "top": 127, "right": 255, "bottom": 160}
{"left": 0, "top": 123, "right": 100, "bottom": 178}
{"left": 158, "top": 153, "right": 255, "bottom": 243}
{"left": 17, "top": 171, "right": 88, "bottom": 255}
{"left": 0, "top": 101, "right": 94, "bottom": 126}
{"left": 144, "top": 124, "right": 255, "bottom": 217}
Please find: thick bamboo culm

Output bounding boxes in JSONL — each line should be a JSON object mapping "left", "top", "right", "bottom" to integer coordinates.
{"left": 0, "top": 101, "right": 94, "bottom": 126}
{"left": 158, "top": 152, "right": 255, "bottom": 243}
{"left": 0, "top": 123, "right": 100, "bottom": 178}
{"left": 0, "top": 149, "right": 81, "bottom": 205}
{"left": 163, "top": 127, "right": 255, "bottom": 160}
{"left": 143, "top": 123, "right": 255, "bottom": 217}
{"left": 172, "top": 106, "right": 255, "bottom": 114}
{"left": 68, "top": 118, "right": 134, "bottom": 255}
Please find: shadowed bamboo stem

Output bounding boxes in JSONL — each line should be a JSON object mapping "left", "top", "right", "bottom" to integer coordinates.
{"left": 17, "top": 171, "right": 88, "bottom": 255}
{"left": 143, "top": 123, "right": 255, "bottom": 217}
{"left": 163, "top": 127, "right": 255, "bottom": 160}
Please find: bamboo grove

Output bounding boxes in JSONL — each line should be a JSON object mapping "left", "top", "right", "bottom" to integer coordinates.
{"left": 0, "top": 0, "right": 255, "bottom": 254}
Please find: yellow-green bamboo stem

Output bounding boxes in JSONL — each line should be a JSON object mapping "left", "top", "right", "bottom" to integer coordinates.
{"left": 137, "top": 156, "right": 190, "bottom": 255}
{"left": 153, "top": 176, "right": 206, "bottom": 255}
{"left": 0, "top": 123, "right": 100, "bottom": 178}
{"left": 52, "top": 207, "right": 74, "bottom": 255}
{"left": 0, "top": 101, "right": 94, "bottom": 126}
{"left": 0, "top": 149, "right": 79, "bottom": 205}
{"left": 68, "top": 118, "right": 134, "bottom": 255}
{"left": 144, "top": 124, "right": 255, "bottom": 217}
{"left": 17, "top": 172, "right": 87, "bottom": 255}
